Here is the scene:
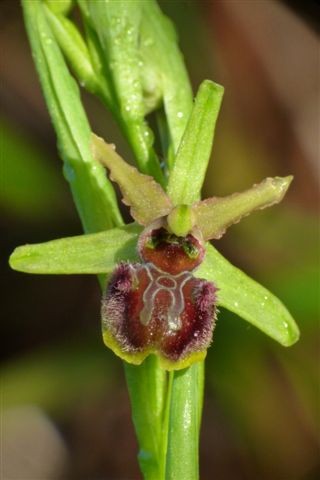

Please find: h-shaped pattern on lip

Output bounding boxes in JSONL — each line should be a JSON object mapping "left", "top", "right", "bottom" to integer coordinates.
{"left": 102, "top": 259, "right": 218, "bottom": 368}
{"left": 140, "top": 263, "right": 193, "bottom": 332}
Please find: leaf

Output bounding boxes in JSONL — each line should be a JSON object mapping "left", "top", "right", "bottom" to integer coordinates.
{"left": 125, "top": 357, "right": 167, "bottom": 480}
{"left": 193, "top": 176, "right": 293, "bottom": 240}
{"left": 45, "top": 0, "right": 74, "bottom": 15}
{"left": 92, "top": 134, "right": 172, "bottom": 225}
{"left": 9, "top": 224, "right": 141, "bottom": 275}
{"left": 44, "top": 4, "right": 102, "bottom": 95}
{"left": 167, "top": 80, "right": 224, "bottom": 205}
{"left": 197, "top": 244, "right": 300, "bottom": 347}
{"left": 165, "top": 362, "right": 203, "bottom": 479}
{"left": 22, "top": 0, "right": 122, "bottom": 233}
{"left": 139, "top": 1, "right": 193, "bottom": 154}
{"left": 85, "top": 0, "right": 163, "bottom": 183}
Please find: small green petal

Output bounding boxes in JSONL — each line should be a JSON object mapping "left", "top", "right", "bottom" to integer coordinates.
{"left": 92, "top": 134, "right": 172, "bottom": 225}
{"left": 193, "top": 176, "right": 293, "bottom": 240}
{"left": 9, "top": 223, "right": 141, "bottom": 275}
{"left": 197, "top": 244, "right": 300, "bottom": 346}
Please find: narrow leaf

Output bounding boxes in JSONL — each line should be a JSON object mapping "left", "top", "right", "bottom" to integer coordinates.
{"left": 167, "top": 80, "right": 224, "bottom": 205}
{"left": 125, "top": 357, "right": 167, "bottom": 480}
{"left": 22, "top": 0, "right": 122, "bottom": 233}
{"left": 92, "top": 134, "right": 172, "bottom": 226}
{"left": 45, "top": 0, "right": 73, "bottom": 15}
{"left": 9, "top": 224, "right": 141, "bottom": 275}
{"left": 193, "top": 176, "right": 293, "bottom": 240}
{"left": 86, "top": 0, "right": 163, "bottom": 183}
{"left": 166, "top": 363, "right": 203, "bottom": 480}
{"left": 197, "top": 244, "right": 300, "bottom": 346}
{"left": 139, "top": 1, "right": 193, "bottom": 154}
{"left": 44, "top": 4, "right": 103, "bottom": 95}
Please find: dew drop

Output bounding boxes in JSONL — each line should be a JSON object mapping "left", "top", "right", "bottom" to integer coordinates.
{"left": 283, "top": 321, "right": 288, "bottom": 329}
{"left": 234, "top": 301, "right": 239, "bottom": 307}
{"left": 177, "top": 111, "right": 184, "bottom": 118}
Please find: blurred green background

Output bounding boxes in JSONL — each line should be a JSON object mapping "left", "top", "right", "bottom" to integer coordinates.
{"left": 1, "top": 1, "right": 319, "bottom": 479}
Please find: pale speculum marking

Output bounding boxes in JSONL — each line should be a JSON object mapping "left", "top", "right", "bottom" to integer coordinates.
{"left": 140, "top": 263, "right": 193, "bottom": 332}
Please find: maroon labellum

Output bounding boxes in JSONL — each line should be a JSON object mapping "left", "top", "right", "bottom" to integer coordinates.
{"left": 102, "top": 221, "right": 218, "bottom": 370}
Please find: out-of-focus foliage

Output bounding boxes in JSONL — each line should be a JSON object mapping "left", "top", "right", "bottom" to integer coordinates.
{"left": 0, "top": 118, "right": 65, "bottom": 221}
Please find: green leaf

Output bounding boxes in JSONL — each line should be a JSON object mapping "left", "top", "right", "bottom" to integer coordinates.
{"left": 125, "top": 357, "right": 167, "bottom": 480}
{"left": 193, "top": 176, "right": 293, "bottom": 240}
{"left": 197, "top": 244, "right": 300, "bottom": 346}
{"left": 44, "top": 4, "right": 103, "bottom": 95}
{"left": 22, "top": 0, "right": 122, "bottom": 233}
{"left": 92, "top": 134, "right": 172, "bottom": 225}
{"left": 85, "top": 0, "right": 163, "bottom": 183}
{"left": 139, "top": 1, "right": 193, "bottom": 154}
{"left": 9, "top": 224, "right": 141, "bottom": 275}
{"left": 167, "top": 80, "right": 224, "bottom": 205}
{"left": 45, "top": 0, "right": 74, "bottom": 15}
{"left": 165, "top": 362, "right": 204, "bottom": 479}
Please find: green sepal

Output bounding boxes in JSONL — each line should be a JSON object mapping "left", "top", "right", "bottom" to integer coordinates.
{"left": 9, "top": 224, "right": 141, "bottom": 275}
{"left": 167, "top": 80, "right": 224, "bottom": 205}
{"left": 92, "top": 134, "right": 172, "bottom": 226}
{"left": 193, "top": 176, "right": 293, "bottom": 240}
{"left": 197, "top": 244, "right": 300, "bottom": 347}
